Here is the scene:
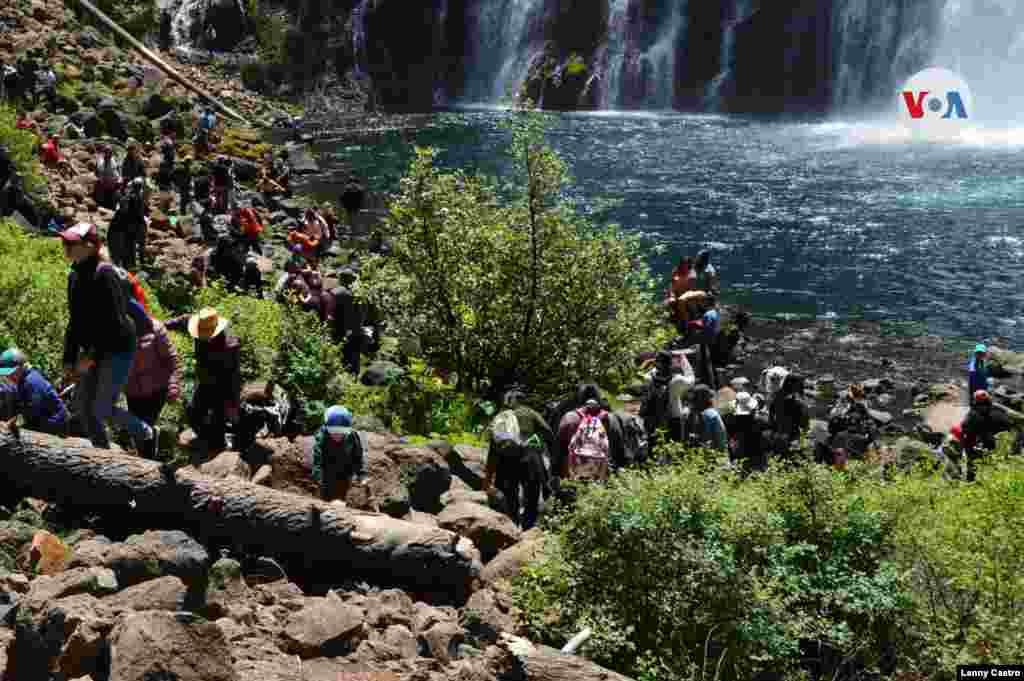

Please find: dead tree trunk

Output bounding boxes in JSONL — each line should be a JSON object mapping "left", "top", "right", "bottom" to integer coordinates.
{"left": 0, "top": 431, "right": 481, "bottom": 596}
{"left": 496, "top": 633, "right": 637, "bottom": 681}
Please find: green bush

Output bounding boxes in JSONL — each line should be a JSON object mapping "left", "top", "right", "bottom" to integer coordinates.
{"left": 0, "top": 104, "right": 45, "bottom": 193}
{"left": 514, "top": 452, "right": 911, "bottom": 681}
{"left": 360, "top": 105, "right": 660, "bottom": 398}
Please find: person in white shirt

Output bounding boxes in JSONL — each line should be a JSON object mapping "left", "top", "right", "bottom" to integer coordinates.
{"left": 642, "top": 350, "right": 696, "bottom": 447}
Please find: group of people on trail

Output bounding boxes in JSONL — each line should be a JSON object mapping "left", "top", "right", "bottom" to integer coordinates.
{"left": 1, "top": 56, "right": 57, "bottom": 109}
{"left": 664, "top": 249, "right": 724, "bottom": 390}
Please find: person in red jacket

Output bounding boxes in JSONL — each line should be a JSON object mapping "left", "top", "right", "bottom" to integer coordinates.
{"left": 124, "top": 313, "right": 182, "bottom": 457}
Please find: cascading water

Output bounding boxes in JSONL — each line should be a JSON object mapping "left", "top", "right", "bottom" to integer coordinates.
{"left": 639, "top": 1, "right": 685, "bottom": 109}
{"left": 599, "top": 0, "right": 630, "bottom": 108}
{"left": 349, "top": 0, "right": 371, "bottom": 78}
{"left": 463, "top": 0, "right": 545, "bottom": 102}
{"left": 705, "top": 0, "right": 752, "bottom": 110}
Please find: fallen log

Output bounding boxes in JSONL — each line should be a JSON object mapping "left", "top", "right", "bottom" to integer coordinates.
{"left": 0, "top": 430, "right": 481, "bottom": 597}
{"left": 497, "top": 633, "right": 637, "bottom": 681}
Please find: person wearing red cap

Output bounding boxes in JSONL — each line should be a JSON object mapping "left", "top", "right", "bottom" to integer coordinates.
{"left": 60, "top": 223, "right": 158, "bottom": 456}
{"left": 958, "top": 389, "right": 1011, "bottom": 481}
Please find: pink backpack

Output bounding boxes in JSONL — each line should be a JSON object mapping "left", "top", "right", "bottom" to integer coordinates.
{"left": 568, "top": 408, "right": 610, "bottom": 481}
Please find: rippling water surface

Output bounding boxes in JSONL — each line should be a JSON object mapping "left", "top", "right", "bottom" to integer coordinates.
{"left": 313, "top": 109, "right": 1024, "bottom": 345}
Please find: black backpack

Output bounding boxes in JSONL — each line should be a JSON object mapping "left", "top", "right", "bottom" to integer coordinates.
{"left": 617, "top": 412, "right": 648, "bottom": 466}
{"left": 640, "top": 377, "right": 672, "bottom": 435}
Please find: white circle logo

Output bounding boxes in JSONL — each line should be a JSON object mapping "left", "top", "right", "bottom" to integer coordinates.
{"left": 897, "top": 67, "right": 973, "bottom": 140}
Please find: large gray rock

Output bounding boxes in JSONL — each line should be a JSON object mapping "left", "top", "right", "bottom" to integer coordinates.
{"left": 281, "top": 591, "right": 367, "bottom": 658}
{"left": 69, "top": 530, "right": 210, "bottom": 592}
{"left": 437, "top": 501, "right": 521, "bottom": 562}
{"left": 102, "top": 575, "right": 188, "bottom": 614}
{"left": 108, "top": 611, "right": 238, "bottom": 681}
{"left": 386, "top": 445, "right": 453, "bottom": 514}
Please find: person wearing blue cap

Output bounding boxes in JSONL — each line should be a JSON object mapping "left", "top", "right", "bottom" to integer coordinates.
{"left": 968, "top": 343, "right": 991, "bottom": 406}
{"left": 0, "top": 348, "right": 69, "bottom": 436}
{"left": 312, "top": 405, "right": 367, "bottom": 503}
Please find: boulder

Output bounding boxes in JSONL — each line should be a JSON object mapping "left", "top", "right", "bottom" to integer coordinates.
{"left": 141, "top": 92, "right": 175, "bottom": 119}
{"left": 283, "top": 142, "right": 318, "bottom": 174}
{"left": 22, "top": 566, "right": 119, "bottom": 607}
{"left": 440, "top": 488, "right": 490, "bottom": 508}
{"left": 888, "top": 437, "right": 951, "bottom": 475}
{"left": 204, "top": 556, "right": 249, "bottom": 620}
{"left": 462, "top": 588, "right": 519, "bottom": 644}
{"left": 989, "top": 346, "right": 1024, "bottom": 377}
{"left": 199, "top": 449, "right": 253, "bottom": 480}
{"left": 12, "top": 593, "right": 116, "bottom": 680}
{"left": 281, "top": 591, "right": 367, "bottom": 658}
{"left": 108, "top": 611, "right": 238, "bottom": 681}
{"left": 445, "top": 443, "right": 487, "bottom": 491}
{"left": 386, "top": 445, "right": 452, "bottom": 514}
{"left": 479, "top": 528, "right": 547, "bottom": 587}
{"left": 101, "top": 575, "right": 188, "bottom": 614}
{"left": 364, "top": 589, "right": 415, "bottom": 630}
{"left": 419, "top": 620, "right": 465, "bottom": 663}
{"left": 437, "top": 501, "right": 521, "bottom": 562}
{"left": 361, "top": 361, "right": 404, "bottom": 386}
{"left": 69, "top": 530, "right": 210, "bottom": 592}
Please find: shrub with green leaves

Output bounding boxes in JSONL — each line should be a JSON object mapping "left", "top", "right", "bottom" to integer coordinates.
{"left": 514, "top": 452, "right": 911, "bottom": 681}
{"left": 0, "top": 104, "right": 45, "bottom": 193}
{"left": 359, "top": 105, "right": 660, "bottom": 398}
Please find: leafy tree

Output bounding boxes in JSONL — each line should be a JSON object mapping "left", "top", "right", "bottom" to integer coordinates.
{"left": 359, "top": 104, "right": 659, "bottom": 396}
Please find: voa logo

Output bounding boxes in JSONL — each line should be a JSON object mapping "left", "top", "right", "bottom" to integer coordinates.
{"left": 897, "top": 67, "right": 973, "bottom": 138}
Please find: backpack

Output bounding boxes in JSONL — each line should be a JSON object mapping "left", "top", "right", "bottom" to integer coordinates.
{"left": 618, "top": 412, "right": 648, "bottom": 466}
{"left": 567, "top": 408, "right": 610, "bottom": 481}
{"left": 640, "top": 377, "right": 671, "bottom": 434}
{"left": 96, "top": 262, "right": 148, "bottom": 313}
{"left": 490, "top": 409, "right": 521, "bottom": 449}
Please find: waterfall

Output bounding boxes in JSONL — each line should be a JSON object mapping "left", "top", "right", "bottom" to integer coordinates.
{"left": 167, "top": 0, "right": 206, "bottom": 49}
{"left": 433, "top": 0, "right": 449, "bottom": 106}
{"left": 599, "top": 0, "right": 630, "bottom": 108}
{"left": 350, "top": 0, "right": 371, "bottom": 78}
{"left": 640, "top": 1, "right": 685, "bottom": 109}
{"left": 462, "top": 0, "right": 545, "bottom": 102}
{"left": 705, "top": 0, "right": 752, "bottom": 110}
{"left": 929, "top": 0, "right": 1024, "bottom": 122}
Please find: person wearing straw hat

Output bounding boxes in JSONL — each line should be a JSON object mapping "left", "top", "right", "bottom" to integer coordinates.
{"left": 726, "top": 391, "right": 767, "bottom": 471}
{"left": 0, "top": 348, "right": 69, "bottom": 436}
{"left": 967, "top": 343, "right": 992, "bottom": 406}
{"left": 311, "top": 405, "right": 367, "bottom": 503}
{"left": 166, "top": 307, "right": 242, "bottom": 451}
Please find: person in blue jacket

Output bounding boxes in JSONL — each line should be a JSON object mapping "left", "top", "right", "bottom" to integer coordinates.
{"left": 683, "top": 298, "right": 721, "bottom": 390}
{"left": 0, "top": 348, "right": 69, "bottom": 436}
{"left": 968, "top": 343, "right": 991, "bottom": 405}
{"left": 311, "top": 406, "right": 367, "bottom": 503}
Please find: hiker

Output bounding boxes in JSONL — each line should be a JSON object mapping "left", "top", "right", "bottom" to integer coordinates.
{"left": 0, "top": 348, "right": 69, "bottom": 436}
{"left": 272, "top": 149, "right": 292, "bottom": 195}
{"left": 329, "top": 267, "right": 382, "bottom": 374}
{"left": 234, "top": 381, "right": 292, "bottom": 454}
{"left": 726, "top": 391, "right": 768, "bottom": 471}
{"left": 210, "top": 156, "right": 235, "bottom": 212}
{"left": 196, "top": 228, "right": 263, "bottom": 297}
{"left": 547, "top": 383, "right": 620, "bottom": 467}
{"left": 276, "top": 254, "right": 326, "bottom": 317}
{"left": 667, "top": 256, "right": 695, "bottom": 326}
{"left": 157, "top": 132, "right": 176, "bottom": 190}
{"left": 557, "top": 393, "right": 622, "bottom": 484}
{"left": 340, "top": 179, "right": 365, "bottom": 227}
{"left": 94, "top": 143, "right": 122, "bottom": 210}
{"left": 123, "top": 312, "right": 181, "bottom": 450}
{"left": 694, "top": 249, "right": 720, "bottom": 301}
{"left": 289, "top": 208, "right": 327, "bottom": 266}
{"left": 686, "top": 384, "right": 728, "bottom": 451}
{"left": 968, "top": 343, "right": 991, "bottom": 405}
{"left": 767, "top": 373, "right": 809, "bottom": 457}
{"left": 310, "top": 406, "right": 367, "bottom": 503}
{"left": 193, "top": 107, "right": 216, "bottom": 157}
{"left": 682, "top": 296, "right": 720, "bottom": 389}
{"left": 120, "top": 140, "right": 147, "bottom": 186}
{"left": 176, "top": 156, "right": 195, "bottom": 208}
{"left": 14, "top": 110, "right": 38, "bottom": 136}
{"left": 233, "top": 205, "right": 264, "bottom": 252}
{"left": 39, "top": 134, "right": 73, "bottom": 178}
{"left": 955, "top": 390, "right": 1012, "bottom": 481}
{"left": 108, "top": 177, "right": 148, "bottom": 269}
{"left": 60, "top": 223, "right": 157, "bottom": 453}
{"left": 822, "top": 383, "right": 878, "bottom": 467}
{"left": 166, "top": 308, "right": 242, "bottom": 451}
{"left": 640, "top": 350, "right": 695, "bottom": 453}
{"left": 485, "top": 390, "right": 554, "bottom": 530}
{"left": 257, "top": 151, "right": 287, "bottom": 197}
{"left": 321, "top": 203, "right": 340, "bottom": 241}
{"left": 35, "top": 64, "right": 57, "bottom": 110}
{"left": 760, "top": 366, "right": 790, "bottom": 400}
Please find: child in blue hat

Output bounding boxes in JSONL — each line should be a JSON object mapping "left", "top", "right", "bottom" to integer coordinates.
{"left": 312, "top": 405, "right": 367, "bottom": 503}
{"left": 0, "top": 348, "right": 69, "bottom": 436}
{"left": 968, "top": 343, "right": 991, "bottom": 405}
